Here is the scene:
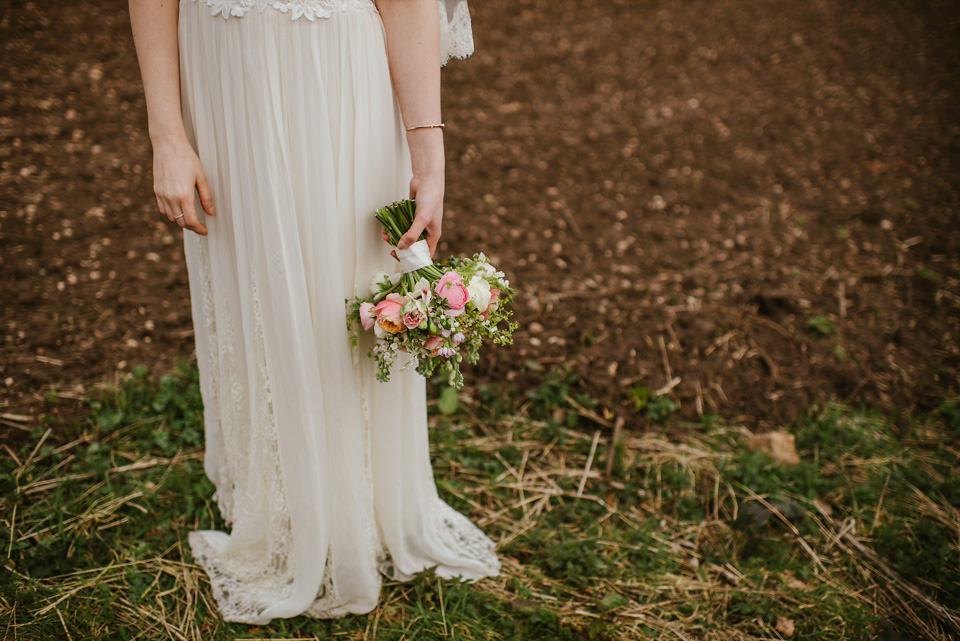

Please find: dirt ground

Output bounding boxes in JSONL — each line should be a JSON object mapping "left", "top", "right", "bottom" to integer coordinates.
{"left": 2, "top": 0, "right": 959, "bottom": 431}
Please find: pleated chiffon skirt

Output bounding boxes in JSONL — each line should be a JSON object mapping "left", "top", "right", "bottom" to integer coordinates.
{"left": 177, "top": 0, "right": 500, "bottom": 624}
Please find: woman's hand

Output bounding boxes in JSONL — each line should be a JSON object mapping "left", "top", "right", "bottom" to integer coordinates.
{"left": 130, "top": 0, "right": 209, "bottom": 233}
{"left": 376, "top": 0, "right": 443, "bottom": 259}
{"left": 382, "top": 127, "right": 445, "bottom": 258}
{"left": 152, "top": 135, "right": 215, "bottom": 236}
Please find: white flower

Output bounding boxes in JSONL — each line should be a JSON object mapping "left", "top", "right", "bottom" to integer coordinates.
{"left": 369, "top": 271, "right": 388, "bottom": 294}
{"left": 409, "top": 277, "right": 432, "bottom": 305}
{"left": 369, "top": 270, "right": 400, "bottom": 295}
{"left": 466, "top": 274, "right": 492, "bottom": 311}
{"left": 477, "top": 262, "right": 496, "bottom": 276}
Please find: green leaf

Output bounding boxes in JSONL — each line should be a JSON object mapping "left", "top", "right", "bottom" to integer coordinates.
{"left": 437, "top": 386, "right": 459, "bottom": 416}
{"left": 597, "top": 592, "right": 628, "bottom": 612}
{"left": 97, "top": 407, "right": 124, "bottom": 432}
{"left": 806, "top": 315, "right": 835, "bottom": 338}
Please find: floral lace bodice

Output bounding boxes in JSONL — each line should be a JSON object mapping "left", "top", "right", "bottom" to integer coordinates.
{"left": 195, "top": 0, "right": 372, "bottom": 21}
{"left": 192, "top": 0, "right": 474, "bottom": 66}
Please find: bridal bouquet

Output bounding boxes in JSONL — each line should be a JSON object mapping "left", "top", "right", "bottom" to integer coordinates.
{"left": 347, "top": 200, "right": 516, "bottom": 389}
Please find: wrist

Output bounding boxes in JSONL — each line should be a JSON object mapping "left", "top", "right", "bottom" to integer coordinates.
{"left": 406, "top": 128, "right": 445, "bottom": 178}
{"left": 149, "top": 127, "right": 188, "bottom": 148}
{"left": 405, "top": 126, "right": 444, "bottom": 143}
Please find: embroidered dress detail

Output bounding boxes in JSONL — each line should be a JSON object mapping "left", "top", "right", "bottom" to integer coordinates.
{"left": 438, "top": 0, "right": 474, "bottom": 64}
{"left": 191, "top": 0, "right": 474, "bottom": 66}
{"left": 194, "top": 0, "right": 375, "bottom": 21}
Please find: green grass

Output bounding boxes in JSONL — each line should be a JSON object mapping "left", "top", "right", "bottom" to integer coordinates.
{"left": 1, "top": 360, "right": 958, "bottom": 639}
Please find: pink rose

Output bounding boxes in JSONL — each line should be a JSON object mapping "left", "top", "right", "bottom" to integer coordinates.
{"left": 423, "top": 335, "right": 444, "bottom": 355}
{"left": 359, "top": 302, "right": 376, "bottom": 331}
{"left": 372, "top": 293, "right": 407, "bottom": 334}
{"left": 435, "top": 271, "right": 469, "bottom": 317}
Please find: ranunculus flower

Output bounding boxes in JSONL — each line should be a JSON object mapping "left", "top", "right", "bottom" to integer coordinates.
{"left": 423, "top": 335, "right": 444, "bottom": 355}
{"left": 466, "top": 275, "right": 492, "bottom": 311}
{"left": 373, "top": 293, "right": 407, "bottom": 334}
{"left": 435, "top": 271, "right": 468, "bottom": 317}
{"left": 359, "top": 302, "right": 376, "bottom": 331}
{"left": 481, "top": 287, "right": 501, "bottom": 319}
{"left": 401, "top": 299, "right": 427, "bottom": 329}
{"left": 489, "top": 287, "right": 501, "bottom": 305}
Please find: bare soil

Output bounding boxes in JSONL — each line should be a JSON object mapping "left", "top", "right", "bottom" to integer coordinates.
{"left": 2, "top": 0, "right": 959, "bottom": 432}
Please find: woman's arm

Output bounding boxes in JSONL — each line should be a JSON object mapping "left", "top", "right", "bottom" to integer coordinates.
{"left": 376, "top": 0, "right": 444, "bottom": 256}
{"left": 129, "top": 0, "right": 214, "bottom": 236}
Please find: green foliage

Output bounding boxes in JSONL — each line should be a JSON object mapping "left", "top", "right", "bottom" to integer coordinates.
{"left": 4, "top": 362, "right": 958, "bottom": 640}
{"left": 939, "top": 394, "right": 960, "bottom": 436}
{"left": 525, "top": 364, "right": 578, "bottom": 414}
{"left": 806, "top": 314, "right": 836, "bottom": 338}
{"left": 525, "top": 364, "right": 602, "bottom": 435}
{"left": 437, "top": 384, "right": 460, "bottom": 415}
{"left": 627, "top": 384, "right": 677, "bottom": 424}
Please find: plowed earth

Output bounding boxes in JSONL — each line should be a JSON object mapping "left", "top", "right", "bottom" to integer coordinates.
{"left": 2, "top": 0, "right": 958, "bottom": 433}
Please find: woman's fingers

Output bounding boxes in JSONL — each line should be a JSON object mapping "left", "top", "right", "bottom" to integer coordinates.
{"left": 152, "top": 139, "right": 215, "bottom": 235}
{"left": 397, "top": 214, "right": 428, "bottom": 250}
{"left": 196, "top": 169, "right": 216, "bottom": 216}
{"left": 161, "top": 195, "right": 186, "bottom": 229}
{"left": 157, "top": 195, "right": 174, "bottom": 222}
{"left": 422, "top": 201, "right": 442, "bottom": 257}
{"left": 399, "top": 192, "right": 442, "bottom": 249}
{"left": 178, "top": 194, "right": 208, "bottom": 235}
{"left": 425, "top": 226, "right": 440, "bottom": 257}
{"left": 165, "top": 198, "right": 186, "bottom": 229}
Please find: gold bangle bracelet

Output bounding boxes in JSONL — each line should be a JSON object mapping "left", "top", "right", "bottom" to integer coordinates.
{"left": 404, "top": 123, "right": 445, "bottom": 132}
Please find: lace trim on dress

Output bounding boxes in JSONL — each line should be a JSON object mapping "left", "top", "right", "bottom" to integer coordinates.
{"left": 377, "top": 497, "right": 501, "bottom": 582}
{"left": 191, "top": 0, "right": 473, "bottom": 66}
{"left": 438, "top": 0, "right": 474, "bottom": 66}
{"left": 193, "top": 237, "right": 236, "bottom": 524}
{"left": 193, "top": 0, "right": 376, "bottom": 21}
{"left": 187, "top": 265, "right": 298, "bottom": 624}
{"left": 433, "top": 499, "right": 501, "bottom": 577}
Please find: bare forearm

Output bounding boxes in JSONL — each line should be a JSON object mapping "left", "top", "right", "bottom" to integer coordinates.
{"left": 129, "top": 0, "right": 185, "bottom": 143}
{"left": 377, "top": 0, "right": 444, "bottom": 180}
{"left": 130, "top": 0, "right": 214, "bottom": 235}
{"left": 377, "top": 0, "right": 442, "bottom": 129}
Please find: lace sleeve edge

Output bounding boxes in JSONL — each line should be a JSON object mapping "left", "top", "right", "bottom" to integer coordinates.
{"left": 438, "top": 0, "right": 474, "bottom": 67}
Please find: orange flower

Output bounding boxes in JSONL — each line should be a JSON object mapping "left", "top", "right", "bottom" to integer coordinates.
{"left": 376, "top": 315, "right": 405, "bottom": 334}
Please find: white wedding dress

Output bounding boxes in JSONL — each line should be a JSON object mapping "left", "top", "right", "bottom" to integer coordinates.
{"left": 177, "top": 0, "right": 499, "bottom": 624}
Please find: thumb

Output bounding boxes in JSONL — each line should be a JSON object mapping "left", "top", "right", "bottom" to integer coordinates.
{"left": 397, "top": 216, "right": 427, "bottom": 250}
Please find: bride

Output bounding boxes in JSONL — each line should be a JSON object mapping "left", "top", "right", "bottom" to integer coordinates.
{"left": 128, "top": 0, "right": 500, "bottom": 624}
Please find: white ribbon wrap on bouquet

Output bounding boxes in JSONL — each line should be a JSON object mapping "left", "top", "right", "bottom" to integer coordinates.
{"left": 395, "top": 239, "right": 434, "bottom": 274}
